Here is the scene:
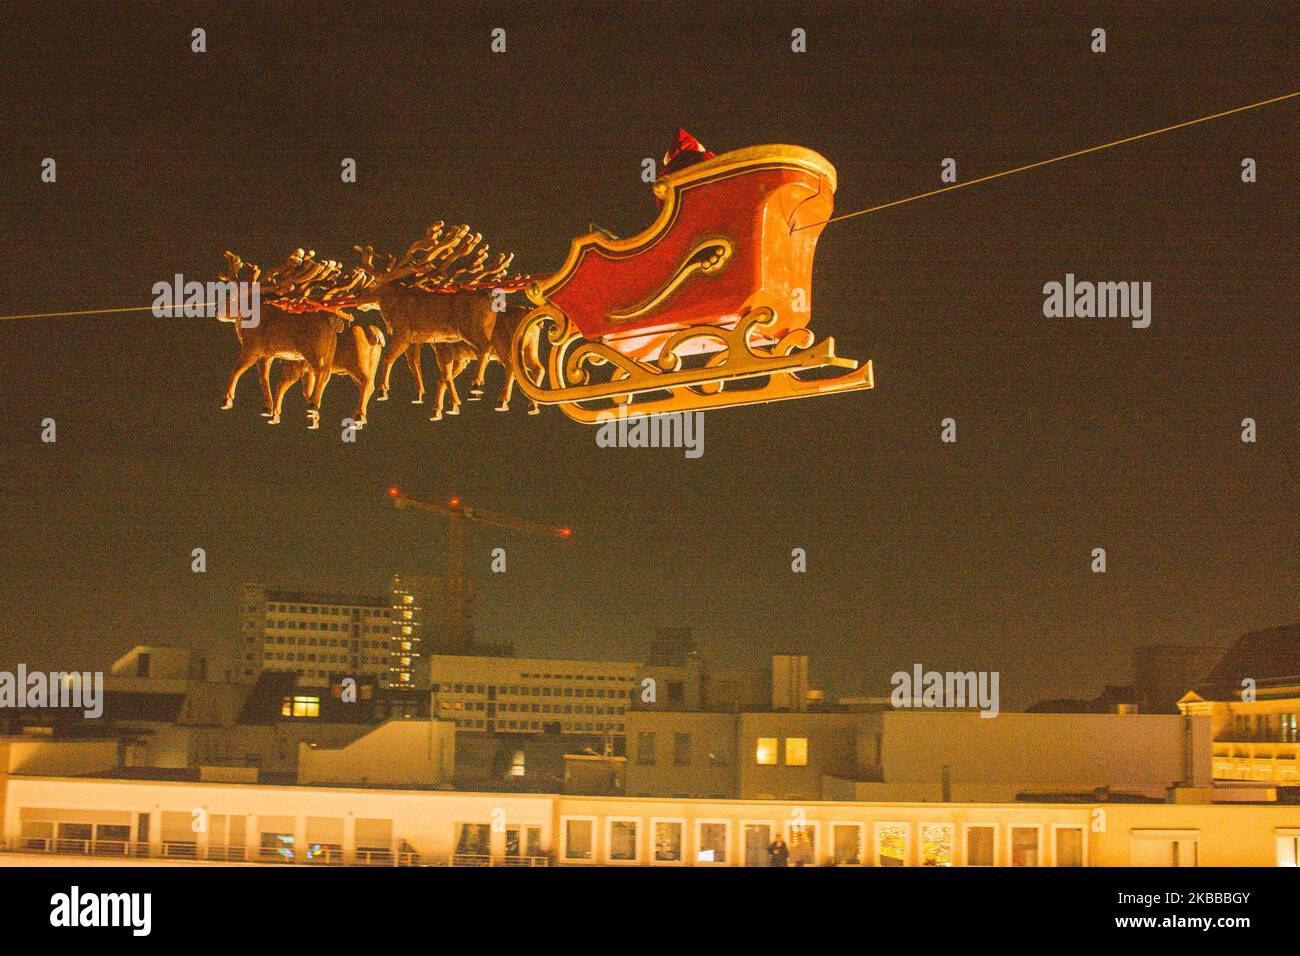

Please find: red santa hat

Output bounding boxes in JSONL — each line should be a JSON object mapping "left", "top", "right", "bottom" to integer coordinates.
{"left": 663, "top": 128, "right": 716, "bottom": 169}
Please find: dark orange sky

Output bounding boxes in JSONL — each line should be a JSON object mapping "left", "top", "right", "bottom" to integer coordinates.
{"left": 0, "top": 1, "right": 1295, "bottom": 708}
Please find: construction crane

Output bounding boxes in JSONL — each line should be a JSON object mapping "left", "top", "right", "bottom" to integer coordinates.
{"left": 386, "top": 485, "right": 572, "bottom": 652}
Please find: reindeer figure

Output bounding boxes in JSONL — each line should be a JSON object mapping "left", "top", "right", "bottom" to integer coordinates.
{"left": 476, "top": 304, "right": 543, "bottom": 415}
{"left": 271, "top": 324, "right": 386, "bottom": 426}
{"left": 352, "top": 223, "right": 537, "bottom": 410}
{"left": 428, "top": 340, "right": 478, "bottom": 421}
{"left": 217, "top": 249, "right": 365, "bottom": 429}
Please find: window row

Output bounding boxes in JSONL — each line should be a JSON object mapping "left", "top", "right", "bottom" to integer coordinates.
{"left": 558, "top": 817, "right": 1086, "bottom": 866}
{"left": 756, "top": 736, "right": 807, "bottom": 766}
{"left": 434, "top": 683, "right": 631, "bottom": 699}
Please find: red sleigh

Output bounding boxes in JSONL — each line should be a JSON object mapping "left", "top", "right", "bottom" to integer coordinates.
{"left": 511, "top": 144, "right": 874, "bottom": 422}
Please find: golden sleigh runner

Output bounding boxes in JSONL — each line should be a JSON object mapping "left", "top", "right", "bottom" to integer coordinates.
{"left": 511, "top": 144, "right": 874, "bottom": 423}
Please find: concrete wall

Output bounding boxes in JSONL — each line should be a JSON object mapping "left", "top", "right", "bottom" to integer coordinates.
{"left": 879, "top": 712, "right": 1210, "bottom": 797}
{"left": 299, "top": 720, "right": 454, "bottom": 787}
{"left": 625, "top": 712, "right": 738, "bottom": 798}
{"left": 2, "top": 739, "right": 119, "bottom": 776}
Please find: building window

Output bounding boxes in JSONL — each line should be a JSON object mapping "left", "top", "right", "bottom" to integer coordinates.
{"left": 876, "top": 823, "right": 908, "bottom": 867}
{"left": 786, "top": 822, "right": 817, "bottom": 865}
{"left": 281, "top": 695, "right": 320, "bottom": 718}
{"left": 921, "top": 824, "right": 953, "bottom": 867}
{"left": 1011, "top": 826, "right": 1040, "bottom": 867}
{"left": 636, "top": 732, "right": 656, "bottom": 765}
{"left": 652, "top": 820, "right": 683, "bottom": 863}
{"left": 756, "top": 737, "right": 778, "bottom": 765}
{"left": 1276, "top": 833, "right": 1300, "bottom": 866}
{"left": 784, "top": 737, "right": 808, "bottom": 766}
{"left": 667, "top": 681, "right": 684, "bottom": 703}
{"left": 832, "top": 824, "right": 862, "bottom": 865}
{"left": 673, "top": 733, "right": 691, "bottom": 766}
{"left": 1054, "top": 826, "right": 1084, "bottom": 867}
{"left": 608, "top": 820, "right": 638, "bottom": 863}
{"left": 455, "top": 823, "right": 491, "bottom": 857}
{"left": 965, "top": 825, "right": 995, "bottom": 866}
{"left": 697, "top": 822, "right": 728, "bottom": 863}
{"left": 562, "top": 818, "right": 594, "bottom": 861}
{"left": 1131, "top": 832, "right": 1198, "bottom": 867}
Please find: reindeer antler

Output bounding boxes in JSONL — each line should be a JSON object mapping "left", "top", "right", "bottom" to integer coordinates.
{"left": 357, "top": 222, "right": 530, "bottom": 293}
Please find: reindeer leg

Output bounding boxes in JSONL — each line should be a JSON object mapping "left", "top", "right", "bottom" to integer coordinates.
{"left": 222, "top": 352, "right": 259, "bottom": 410}
{"left": 258, "top": 358, "right": 275, "bottom": 416}
{"left": 443, "top": 359, "right": 462, "bottom": 416}
{"left": 306, "top": 361, "right": 331, "bottom": 430}
{"left": 407, "top": 344, "right": 425, "bottom": 404}
{"left": 271, "top": 364, "right": 308, "bottom": 426}
{"left": 469, "top": 351, "right": 491, "bottom": 399}
{"left": 496, "top": 372, "right": 515, "bottom": 413}
{"left": 430, "top": 377, "right": 447, "bottom": 422}
{"left": 355, "top": 372, "right": 374, "bottom": 427}
{"left": 378, "top": 339, "right": 408, "bottom": 401}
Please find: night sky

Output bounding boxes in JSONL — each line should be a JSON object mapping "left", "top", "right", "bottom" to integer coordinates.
{"left": 0, "top": 2, "right": 1295, "bottom": 709}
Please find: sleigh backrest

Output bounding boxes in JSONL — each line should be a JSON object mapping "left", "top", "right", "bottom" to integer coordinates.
{"left": 531, "top": 145, "right": 837, "bottom": 348}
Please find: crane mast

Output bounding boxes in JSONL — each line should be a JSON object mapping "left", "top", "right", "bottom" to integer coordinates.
{"left": 386, "top": 486, "right": 571, "bottom": 655}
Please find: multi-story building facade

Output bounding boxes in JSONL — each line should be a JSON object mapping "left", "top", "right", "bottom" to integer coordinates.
{"left": 1178, "top": 624, "right": 1300, "bottom": 786}
{"left": 429, "top": 654, "right": 640, "bottom": 735}
{"left": 234, "top": 584, "right": 399, "bottom": 687}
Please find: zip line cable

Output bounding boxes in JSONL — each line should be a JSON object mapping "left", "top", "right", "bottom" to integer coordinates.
{"left": 1, "top": 91, "right": 1295, "bottom": 321}
{"left": 792, "top": 90, "right": 1299, "bottom": 232}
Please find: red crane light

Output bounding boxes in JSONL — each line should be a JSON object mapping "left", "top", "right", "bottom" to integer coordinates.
{"left": 558, "top": 527, "right": 573, "bottom": 538}
{"left": 387, "top": 485, "right": 401, "bottom": 498}
{"left": 448, "top": 496, "right": 461, "bottom": 508}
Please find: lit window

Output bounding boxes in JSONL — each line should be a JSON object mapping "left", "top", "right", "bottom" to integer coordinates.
{"left": 653, "top": 821, "right": 683, "bottom": 863}
{"left": 877, "top": 823, "right": 907, "bottom": 867}
{"left": 281, "top": 695, "right": 320, "bottom": 718}
{"left": 756, "top": 738, "right": 778, "bottom": 765}
{"left": 785, "top": 737, "right": 808, "bottom": 766}
{"left": 921, "top": 824, "right": 953, "bottom": 866}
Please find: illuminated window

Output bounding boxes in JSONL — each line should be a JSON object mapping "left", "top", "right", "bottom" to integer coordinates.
{"left": 281, "top": 696, "right": 320, "bottom": 718}
{"left": 876, "top": 823, "right": 907, "bottom": 867}
{"left": 784, "top": 737, "right": 808, "bottom": 766}
{"left": 756, "top": 737, "right": 778, "bottom": 765}
{"left": 921, "top": 824, "right": 953, "bottom": 866}
{"left": 653, "top": 821, "right": 683, "bottom": 863}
